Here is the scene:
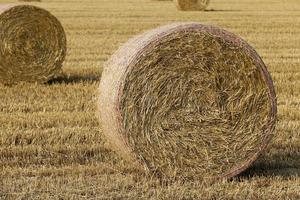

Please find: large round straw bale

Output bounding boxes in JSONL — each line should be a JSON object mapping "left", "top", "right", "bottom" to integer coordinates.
{"left": 174, "top": 0, "right": 210, "bottom": 11}
{"left": 98, "top": 23, "right": 277, "bottom": 180}
{"left": 0, "top": 5, "right": 66, "bottom": 85}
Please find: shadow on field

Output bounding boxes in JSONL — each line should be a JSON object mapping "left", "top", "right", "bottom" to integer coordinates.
{"left": 204, "top": 9, "right": 241, "bottom": 12}
{"left": 48, "top": 74, "right": 101, "bottom": 84}
{"left": 238, "top": 159, "right": 300, "bottom": 179}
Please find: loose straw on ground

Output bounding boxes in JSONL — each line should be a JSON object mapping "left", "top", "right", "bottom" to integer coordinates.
{"left": 98, "top": 23, "right": 277, "bottom": 180}
{"left": 174, "top": 0, "right": 210, "bottom": 11}
{"left": 0, "top": 5, "right": 66, "bottom": 85}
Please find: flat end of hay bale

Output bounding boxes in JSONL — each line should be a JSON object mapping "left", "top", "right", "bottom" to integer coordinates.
{"left": 98, "top": 22, "right": 277, "bottom": 180}
{"left": 0, "top": 4, "right": 66, "bottom": 84}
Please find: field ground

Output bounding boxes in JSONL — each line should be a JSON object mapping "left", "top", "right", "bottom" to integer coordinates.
{"left": 0, "top": 0, "right": 300, "bottom": 199}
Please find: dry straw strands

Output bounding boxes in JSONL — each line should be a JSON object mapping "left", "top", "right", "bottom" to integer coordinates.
{"left": 175, "top": 0, "right": 210, "bottom": 11}
{"left": 98, "top": 23, "right": 277, "bottom": 180}
{"left": 0, "top": 5, "right": 66, "bottom": 85}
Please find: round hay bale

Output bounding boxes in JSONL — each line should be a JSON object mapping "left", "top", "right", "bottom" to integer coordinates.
{"left": 0, "top": 5, "right": 66, "bottom": 85}
{"left": 98, "top": 23, "right": 277, "bottom": 180}
{"left": 174, "top": 0, "right": 210, "bottom": 11}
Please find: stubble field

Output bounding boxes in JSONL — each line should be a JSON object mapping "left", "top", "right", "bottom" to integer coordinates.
{"left": 0, "top": 0, "right": 299, "bottom": 199}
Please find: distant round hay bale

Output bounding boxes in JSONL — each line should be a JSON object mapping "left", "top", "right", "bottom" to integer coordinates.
{"left": 174, "top": 0, "right": 210, "bottom": 11}
{"left": 0, "top": 5, "right": 66, "bottom": 85}
{"left": 98, "top": 23, "right": 277, "bottom": 180}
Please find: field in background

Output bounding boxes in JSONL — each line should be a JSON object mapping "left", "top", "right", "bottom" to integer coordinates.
{"left": 0, "top": 0, "right": 300, "bottom": 199}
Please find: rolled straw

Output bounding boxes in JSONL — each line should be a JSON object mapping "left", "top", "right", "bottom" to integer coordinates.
{"left": 174, "top": 0, "right": 210, "bottom": 11}
{"left": 0, "top": 5, "right": 66, "bottom": 84}
{"left": 98, "top": 23, "right": 277, "bottom": 180}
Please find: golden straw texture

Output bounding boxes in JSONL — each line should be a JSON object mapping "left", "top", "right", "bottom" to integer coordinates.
{"left": 0, "top": 5, "right": 66, "bottom": 85}
{"left": 98, "top": 23, "right": 277, "bottom": 180}
{"left": 174, "top": 0, "right": 210, "bottom": 11}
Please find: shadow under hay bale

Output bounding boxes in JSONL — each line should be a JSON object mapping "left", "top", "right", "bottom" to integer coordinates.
{"left": 0, "top": 5, "right": 66, "bottom": 85}
{"left": 18, "top": 0, "right": 41, "bottom": 2}
{"left": 238, "top": 151, "right": 300, "bottom": 179}
{"left": 47, "top": 68, "right": 102, "bottom": 85}
{"left": 98, "top": 23, "right": 277, "bottom": 181}
{"left": 48, "top": 74, "right": 100, "bottom": 85}
{"left": 240, "top": 165, "right": 300, "bottom": 179}
{"left": 204, "top": 9, "right": 241, "bottom": 12}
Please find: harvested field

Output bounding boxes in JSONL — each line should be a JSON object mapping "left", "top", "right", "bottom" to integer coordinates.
{"left": 0, "top": 0, "right": 299, "bottom": 199}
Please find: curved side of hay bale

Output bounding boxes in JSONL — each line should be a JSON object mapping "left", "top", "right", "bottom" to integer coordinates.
{"left": 0, "top": 5, "right": 66, "bottom": 84}
{"left": 98, "top": 23, "right": 277, "bottom": 180}
{"left": 98, "top": 24, "right": 181, "bottom": 170}
{"left": 174, "top": 0, "right": 210, "bottom": 11}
